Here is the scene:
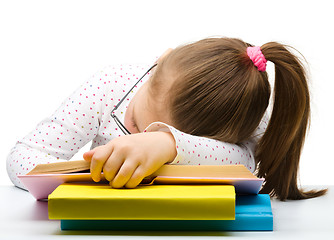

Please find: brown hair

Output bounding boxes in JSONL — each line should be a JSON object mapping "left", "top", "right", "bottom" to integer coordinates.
{"left": 150, "top": 37, "right": 327, "bottom": 200}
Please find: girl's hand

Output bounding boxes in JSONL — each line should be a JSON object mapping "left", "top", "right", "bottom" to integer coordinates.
{"left": 83, "top": 132, "right": 177, "bottom": 188}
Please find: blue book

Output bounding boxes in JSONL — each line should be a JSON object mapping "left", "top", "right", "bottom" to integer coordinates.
{"left": 60, "top": 194, "right": 273, "bottom": 231}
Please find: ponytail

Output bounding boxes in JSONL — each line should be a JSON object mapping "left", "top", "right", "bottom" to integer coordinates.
{"left": 257, "top": 42, "right": 327, "bottom": 200}
{"left": 152, "top": 37, "right": 327, "bottom": 200}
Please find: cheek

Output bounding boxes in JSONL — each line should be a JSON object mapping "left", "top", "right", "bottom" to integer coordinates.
{"left": 128, "top": 125, "right": 140, "bottom": 134}
{"left": 123, "top": 105, "right": 139, "bottom": 134}
{"left": 123, "top": 115, "right": 139, "bottom": 134}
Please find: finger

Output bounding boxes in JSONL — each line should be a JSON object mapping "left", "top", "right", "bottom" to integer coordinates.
{"left": 83, "top": 149, "right": 95, "bottom": 161}
{"left": 110, "top": 160, "right": 139, "bottom": 189}
{"left": 90, "top": 145, "right": 114, "bottom": 182}
{"left": 102, "top": 150, "right": 125, "bottom": 182}
{"left": 124, "top": 166, "right": 146, "bottom": 189}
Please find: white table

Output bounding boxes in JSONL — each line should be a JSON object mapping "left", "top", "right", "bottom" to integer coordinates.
{"left": 0, "top": 185, "right": 333, "bottom": 239}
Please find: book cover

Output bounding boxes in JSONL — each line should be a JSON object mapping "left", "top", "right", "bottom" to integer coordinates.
{"left": 18, "top": 163, "right": 264, "bottom": 200}
{"left": 48, "top": 183, "right": 236, "bottom": 220}
{"left": 60, "top": 194, "right": 273, "bottom": 231}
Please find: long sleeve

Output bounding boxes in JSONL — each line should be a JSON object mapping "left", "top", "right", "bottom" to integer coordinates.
{"left": 6, "top": 67, "right": 114, "bottom": 189}
{"left": 145, "top": 113, "right": 269, "bottom": 173}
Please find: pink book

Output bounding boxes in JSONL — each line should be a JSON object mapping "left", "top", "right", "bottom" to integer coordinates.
{"left": 18, "top": 161, "right": 264, "bottom": 200}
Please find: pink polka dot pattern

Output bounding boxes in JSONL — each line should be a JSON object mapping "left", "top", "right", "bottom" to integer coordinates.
{"left": 144, "top": 122, "right": 262, "bottom": 171}
{"left": 6, "top": 64, "right": 268, "bottom": 190}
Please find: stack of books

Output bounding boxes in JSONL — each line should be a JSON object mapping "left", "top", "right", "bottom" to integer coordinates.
{"left": 19, "top": 161, "right": 273, "bottom": 231}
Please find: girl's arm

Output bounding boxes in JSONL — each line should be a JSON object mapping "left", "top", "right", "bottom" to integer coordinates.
{"left": 144, "top": 114, "right": 269, "bottom": 173}
{"left": 84, "top": 114, "right": 269, "bottom": 189}
{"left": 6, "top": 66, "right": 112, "bottom": 189}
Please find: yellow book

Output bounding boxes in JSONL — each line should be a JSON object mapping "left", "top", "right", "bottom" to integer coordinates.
{"left": 48, "top": 183, "right": 235, "bottom": 220}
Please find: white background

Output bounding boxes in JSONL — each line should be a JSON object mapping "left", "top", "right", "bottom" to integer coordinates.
{"left": 0, "top": 0, "right": 333, "bottom": 186}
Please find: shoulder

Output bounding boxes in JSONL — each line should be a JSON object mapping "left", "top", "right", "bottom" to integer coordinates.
{"left": 251, "top": 111, "right": 270, "bottom": 142}
{"left": 85, "top": 63, "right": 151, "bottom": 93}
{"left": 100, "top": 64, "right": 151, "bottom": 80}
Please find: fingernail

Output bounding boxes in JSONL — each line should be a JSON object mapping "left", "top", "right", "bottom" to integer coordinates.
{"left": 92, "top": 176, "right": 100, "bottom": 182}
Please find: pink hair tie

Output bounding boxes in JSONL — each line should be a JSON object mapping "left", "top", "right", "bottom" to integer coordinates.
{"left": 247, "top": 46, "right": 267, "bottom": 72}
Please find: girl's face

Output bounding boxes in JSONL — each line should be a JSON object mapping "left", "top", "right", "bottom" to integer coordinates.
{"left": 124, "top": 49, "right": 174, "bottom": 133}
{"left": 124, "top": 82, "right": 171, "bottom": 133}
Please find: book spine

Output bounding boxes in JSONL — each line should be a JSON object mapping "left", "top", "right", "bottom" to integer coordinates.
{"left": 50, "top": 196, "right": 235, "bottom": 220}
{"left": 61, "top": 216, "right": 273, "bottom": 231}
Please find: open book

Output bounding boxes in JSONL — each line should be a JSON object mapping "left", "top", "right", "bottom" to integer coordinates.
{"left": 18, "top": 160, "right": 264, "bottom": 200}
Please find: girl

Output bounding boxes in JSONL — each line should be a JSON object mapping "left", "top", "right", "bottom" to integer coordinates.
{"left": 7, "top": 45, "right": 258, "bottom": 192}
{"left": 7, "top": 37, "right": 326, "bottom": 201}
